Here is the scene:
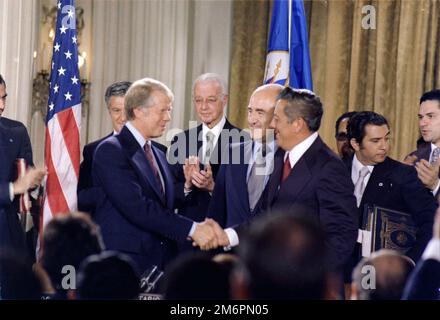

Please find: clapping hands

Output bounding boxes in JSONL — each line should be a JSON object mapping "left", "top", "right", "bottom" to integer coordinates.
{"left": 183, "top": 156, "right": 215, "bottom": 192}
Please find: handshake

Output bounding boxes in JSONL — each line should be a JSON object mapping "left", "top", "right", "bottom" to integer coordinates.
{"left": 190, "top": 218, "right": 230, "bottom": 250}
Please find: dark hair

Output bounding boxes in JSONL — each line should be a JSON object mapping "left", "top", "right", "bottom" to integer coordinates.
{"left": 346, "top": 111, "right": 389, "bottom": 146}
{"left": 104, "top": 81, "right": 132, "bottom": 106}
{"left": 41, "top": 212, "right": 104, "bottom": 292}
{"left": 335, "top": 111, "right": 358, "bottom": 137}
{"left": 277, "top": 87, "right": 323, "bottom": 132}
{"left": 77, "top": 251, "right": 140, "bottom": 300}
{"left": 238, "top": 210, "right": 327, "bottom": 299}
{"left": 162, "top": 253, "right": 231, "bottom": 300}
{"left": 419, "top": 89, "right": 440, "bottom": 106}
{"left": 0, "top": 74, "right": 5, "bottom": 87}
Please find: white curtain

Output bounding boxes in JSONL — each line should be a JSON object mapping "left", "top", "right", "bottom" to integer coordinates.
{"left": 88, "top": 0, "right": 233, "bottom": 146}
{"left": 0, "top": 0, "right": 38, "bottom": 127}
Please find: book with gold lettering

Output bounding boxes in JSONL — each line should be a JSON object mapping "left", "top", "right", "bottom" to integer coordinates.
{"left": 362, "top": 205, "right": 417, "bottom": 256}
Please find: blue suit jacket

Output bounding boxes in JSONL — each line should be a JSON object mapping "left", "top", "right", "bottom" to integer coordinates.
{"left": 92, "top": 126, "right": 193, "bottom": 273}
{"left": 77, "top": 133, "right": 112, "bottom": 214}
{"left": 0, "top": 117, "right": 33, "bottom": 253}
{"left": 77, "top": 132, "right": 167, "bottom": 215}
{"left": 208, "top": 140, "right": 267, "bottom": 231}
{"left": 263, "top": 136, "right": 358, "bottom": 273}
{"left": 403, "top": 258, "right": 440, "bottom": 300}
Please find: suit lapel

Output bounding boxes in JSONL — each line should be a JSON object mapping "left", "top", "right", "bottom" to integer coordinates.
{"left": 238, "top": 140, "right": 253, "bottom": 213}
{"left": 359, "top": 157, "right": 392, "bottom": 209}
{"left": 118, "top": 127, "right": 166, "bottom": 206}
{"left": 277, "top": 156, "right": 312, "bottom": 203}
{"left": 267, "top": 148, "right": 285, "bottom": 205}
{"left": 153, "top": 145, "right": 174, "bottom": 209}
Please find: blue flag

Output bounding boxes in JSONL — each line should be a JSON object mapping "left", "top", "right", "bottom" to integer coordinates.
{"left": 264, "top": 0, "right": 313, "bottom": 90}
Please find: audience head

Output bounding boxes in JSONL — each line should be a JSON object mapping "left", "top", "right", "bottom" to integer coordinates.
{"left": 335, "top": 111, "right": 358, "bottom": 160}
{"left": 76, "top": 251, "right": 140, "bottom": 300}
{"left": 104, "top": 81, "right": 132, "bottom": 133}
{"left": 0, "top": 250, "right": 42, "bottom": 299}
{"left": 41, "top": 212, "right": 104, "bottom": 295}
{"left": 351, "top": 249, "right": 414, "bottom": 300}
{"left": 270, "top": 87, "right": 323, "bottom": 151}
{"left": 192, "top": 73, "right": 228, "bottom": 129}
{"left": 419, "top": 89, "right": 440, "bottom": 147}
{"left": 248, "top": 84, "right": 284, "bottom": 142}
{"left": 232, "top": 210, "right": 328, "bottom": 300}
{"left": 0, "top": 74, "right": 7, "bottom": 118}
{"left": 124, "top": 77, "right": 173, "bottom": 140}
{"left": 162, "top": 252, "right": 231, "bottom": 300}
{"left": 347, "top": 111, "right": 390, "bottom": 166}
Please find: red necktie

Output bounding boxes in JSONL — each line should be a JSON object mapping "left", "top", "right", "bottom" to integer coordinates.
{"left": 281, "top": 153, "right": 291, "bottom": 183}
{"left": 144, "top": 143, "right": 164, "bottom": 196}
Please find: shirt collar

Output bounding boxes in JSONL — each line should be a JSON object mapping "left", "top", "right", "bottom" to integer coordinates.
{"left": 285, "top": 132, "right": 319, "bottom": 168}
{"left": 202, "top": 116, "right": 226, "bottom": 141}
{"left": 431, "top": 143, "right": 439, "bottom": 152}
{"left": 125, "top": 121, "right": 148, "bottom": 149}
{"left": 352, "top": 153, "right": 374, "bottom": 175}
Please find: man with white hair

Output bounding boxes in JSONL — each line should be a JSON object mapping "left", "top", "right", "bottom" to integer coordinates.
{"left": 169, "top": 73, "right": 248, "bottom": 225}
{"left": 92, "top": 78, "right": 220, "bottom": 274}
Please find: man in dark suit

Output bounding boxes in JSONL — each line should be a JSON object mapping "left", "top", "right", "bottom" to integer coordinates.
{"left": 0, "top": 74, "right": 46, "bottom": 256}
{"left": 77, "top": 81, "right": 131, "bottom": 214}
{"left": 403, "top": 207, "right": 440, "bottom": 300}
{"left": 346, "top": 111, "right": 437, "bottom": 264}
{"left": 206, "top": 84, "right": 283, "bottom": 248}
{"left": 262, "top": 87, "right": 358, "bottom": 277}
{"left": 334, "top": 111, "right": 357, "bottom": 160}
{"left": 169, "top": 73, "right": 248, "bottom": 223}
{"left": 92, "top": 77, "right": 221, "bottom": 274}
{"left": 404, "top": 89, "right": 440, "bottom": 200}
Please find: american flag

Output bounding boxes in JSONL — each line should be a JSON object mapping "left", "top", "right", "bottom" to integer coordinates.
{"left": 41, "top": 0, "right": 81, "bottom": 233}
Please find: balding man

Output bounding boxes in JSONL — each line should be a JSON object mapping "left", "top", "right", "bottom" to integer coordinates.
{"left": 351, "top": 249, "right": 414, "bottom": 300}
{"left": 205, "top": 84, "right": 283, "bottom": 249}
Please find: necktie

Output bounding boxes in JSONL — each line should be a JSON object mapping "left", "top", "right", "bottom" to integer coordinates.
{"left": 281, "top": 152, "right": 291, "bottom": 183}
{"left": 354, "top": 166, "right": 370, "bottom": 207}
{"left": 204, "top": 131, "right": 215, "bottom": 165}
{"left": 430, "top": 147, "right": 440, "bottom": 165}
{"left": 144, "top": 143, "right": 164, "bottom": 196}
{"left": 248, "top": 145, "right": 268, "bottom": 212}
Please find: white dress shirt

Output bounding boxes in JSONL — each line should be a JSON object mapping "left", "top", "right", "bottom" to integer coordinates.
{"left": 351, "top": 154, "right": 374, "bottom": 189}
{"left": 429, "top": 143, "right": 440, "bottom": 195}
{"left": 284, "top": 132, "right": 319, "bottom": 166}
{"left": 201, "top": 116, "right": 226, "bottom": 160}
{"left": 224, "top": 139, "right": 277, "bottom": 249}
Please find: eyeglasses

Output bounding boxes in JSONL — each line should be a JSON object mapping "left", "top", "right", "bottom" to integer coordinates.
{"left": 335, "top": 132, "right": 348, "bottom": 141}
